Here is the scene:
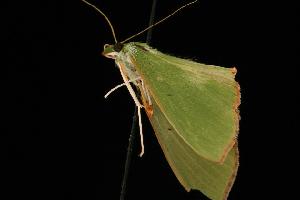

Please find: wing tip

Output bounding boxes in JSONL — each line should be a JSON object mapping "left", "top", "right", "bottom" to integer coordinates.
{"left": 223, "top": 144, "right": 239, "bottom": 200}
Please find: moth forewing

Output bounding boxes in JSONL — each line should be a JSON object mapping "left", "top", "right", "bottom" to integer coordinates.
{"left": 123, "top": 42, "right": 240, "bottom": 163}
{"left": 102, "top": 42, "right": 240, "bottom": 199}
{"left": 144, "top": 85, "right": 239, "bottom": 200}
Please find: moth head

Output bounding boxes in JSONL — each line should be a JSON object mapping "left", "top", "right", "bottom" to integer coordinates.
{"left": 102, "top": 43, "right": 124, "bottom": 59}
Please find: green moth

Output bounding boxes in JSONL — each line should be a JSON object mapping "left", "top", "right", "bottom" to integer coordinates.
{"left": 82, "top": 1, "right": 240, "bottom": 200}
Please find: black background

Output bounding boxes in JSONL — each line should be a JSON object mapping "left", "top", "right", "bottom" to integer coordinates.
{"left": 4, "top": 0, "right": 297, "bottom": 199}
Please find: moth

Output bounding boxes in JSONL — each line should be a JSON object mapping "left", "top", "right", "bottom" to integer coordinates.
{"left": 82, "top": 1, "right": 240, "bottom": 200}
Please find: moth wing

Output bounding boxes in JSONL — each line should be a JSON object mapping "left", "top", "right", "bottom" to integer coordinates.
{"left": 127, "top": 43, "right": 240, "bottom": 162}
{"left": 145, "top": 90, "right": 239, "bottom": 200}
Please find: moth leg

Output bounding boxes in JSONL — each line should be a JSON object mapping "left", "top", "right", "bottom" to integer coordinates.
{"left": 117, "top": 61, "right": 145, "bottom": 156}
{"left": 104, "top": 77, "right": 141, "bottom": 99}
{"left": 117, "top": 61, "right": 143, "bottom": 107}
{"left": 127, "top": 55, "right": 152, "bottom": 107}
{"left": 137, "top": 106, "right": 144, "bottom": 157}
{"left": 141, "top": 80, "right": 152, "bottom": 106}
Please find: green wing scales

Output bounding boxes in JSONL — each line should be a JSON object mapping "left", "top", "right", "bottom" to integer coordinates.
{"left": 120, "top": 42, "right": 240, "bottom": 200}
{"left": 147, "top": 92, "right": 239, "bottom": 200}
{"left": 125, "top": 42, "right": 240, "bottom": 163}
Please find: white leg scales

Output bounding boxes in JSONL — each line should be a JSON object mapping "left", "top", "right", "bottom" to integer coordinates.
{"left": 116, "top": 61, "right": 145, "bottom": 156}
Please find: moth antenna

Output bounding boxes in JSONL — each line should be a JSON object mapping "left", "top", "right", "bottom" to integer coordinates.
{"left": 81, "top": 0, "right": 118, "bottom": 43}
{"left": 121, "top": 0, "right": 198, "bottom": 43}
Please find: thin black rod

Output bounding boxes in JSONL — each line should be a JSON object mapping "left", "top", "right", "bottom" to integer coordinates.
{"left": 120, "top": 107, "right": 138, "bottom": 200}
{"left": 119, "top": 1, "right": 158, "bottom": 200}
{"left": 146, "top": 0, "right": 158, "bottom": 45}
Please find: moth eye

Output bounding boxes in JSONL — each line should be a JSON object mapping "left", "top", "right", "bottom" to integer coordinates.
{"left": 113, "top": 42, "right": 124, "bottom": 52}
{"left": 168, "top": 128, "right": 172, "bottom": 131}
